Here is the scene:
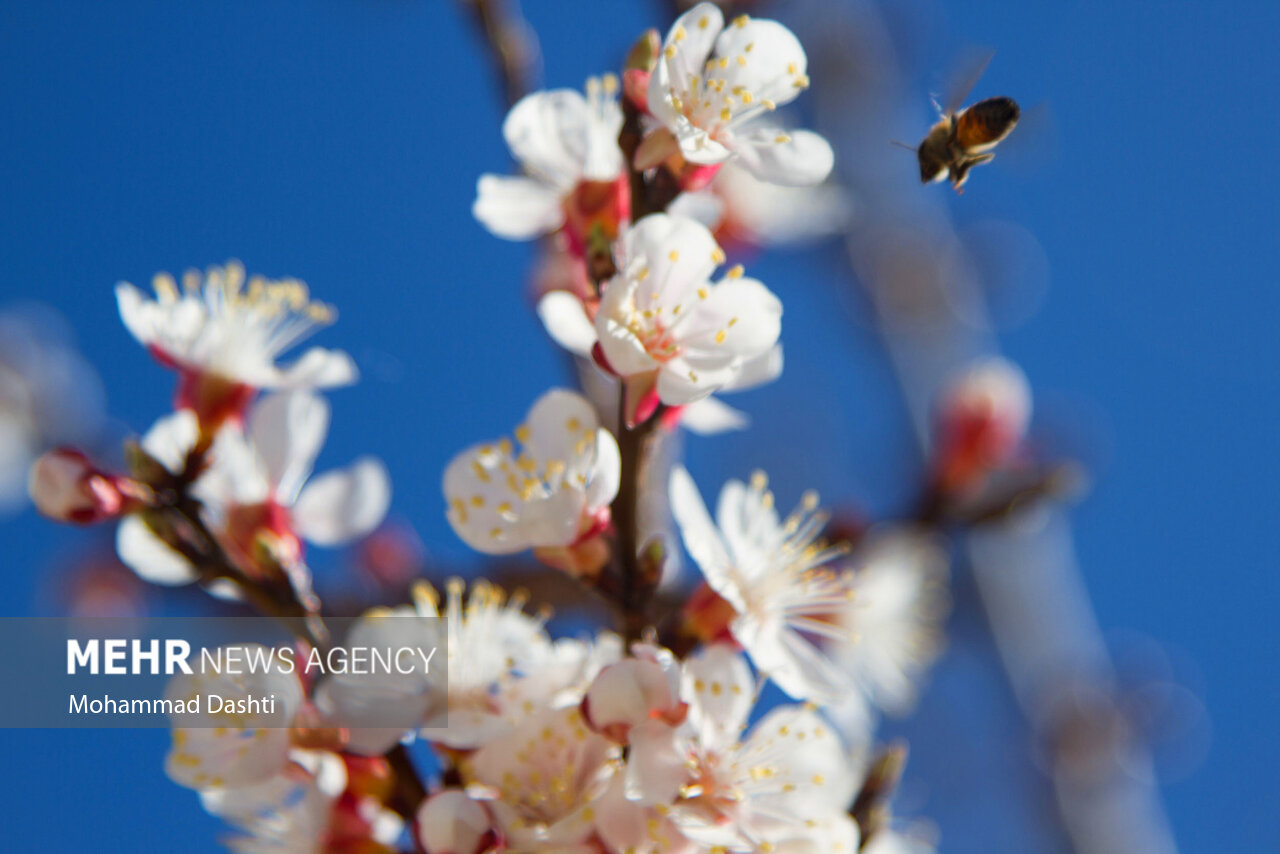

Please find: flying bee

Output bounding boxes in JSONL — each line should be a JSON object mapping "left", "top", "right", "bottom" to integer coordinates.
{"left": 897, "top": 52, "right": 1020, "bottom": 192}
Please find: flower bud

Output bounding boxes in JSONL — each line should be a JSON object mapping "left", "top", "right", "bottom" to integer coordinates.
{"left": 416, "top": 790, "right": 496, "bottom": 854}
{"left": 934, "top": 357, "right": 1031, "bottom": 493}
{"left": 625, "top": 29, "right": 660, "bottom": 74}
{"left": 29, "top": 449, "right": 129, "bottom": 524}
{"left": 534, "top": 532, "right": 611, "bottom": 580}
{"left": 582, "top": 643, "right": 686, "bottom": 743}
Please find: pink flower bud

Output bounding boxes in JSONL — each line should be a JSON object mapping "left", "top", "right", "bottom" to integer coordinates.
{"left": 582, "top": 644, "right": 687, "bottom": 743}
{"left": 623, "top": 68, "right": 651, "bottom": 110}
{"left": 28, "top": 449, "right": 128, "bottom": 524}
{"left": 934, "top": 357, "right": 1032, "bottom": 492}
{"left": 416, "top": 790, "right": 497, "bottom": 854}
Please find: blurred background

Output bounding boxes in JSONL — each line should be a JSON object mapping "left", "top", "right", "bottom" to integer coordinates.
{"left": 1, "top": 0, "right": 1276, "bottom": 850}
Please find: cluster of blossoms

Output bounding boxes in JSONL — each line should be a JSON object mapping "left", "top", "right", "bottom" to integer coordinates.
{"left": 34, "top": 261, "right": 391, "bottom": 605}
{"left": 28, "top": 3, "right": 1042, "bottom": 852}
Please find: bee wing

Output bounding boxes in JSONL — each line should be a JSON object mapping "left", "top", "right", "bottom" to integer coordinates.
{"left": 955, "top": 97, "right": 1020, "bottom": 152}
{"left": 940, "top": 46, "right": 995, "bottom": 116}
{"left": 985, "top": 101, "right": 1059, "bottom": 175}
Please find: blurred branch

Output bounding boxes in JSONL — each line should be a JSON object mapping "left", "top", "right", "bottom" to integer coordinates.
{"left": 914, "top": 462, "right": 1086, "bottom": 529}
{"left": 797, "top": 1, "right": 1180, "bottom": 851}
{"left": 460, "top": 0, "right": 540, "bottom": 107}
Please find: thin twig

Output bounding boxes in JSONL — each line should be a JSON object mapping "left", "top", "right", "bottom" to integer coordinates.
{"left": 461, "top": 0, "right": 540, "bottom": 107}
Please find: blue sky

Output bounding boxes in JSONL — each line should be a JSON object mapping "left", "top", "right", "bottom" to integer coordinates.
{"left": 0, "top": 0, "right": 1276, "bottom": 851}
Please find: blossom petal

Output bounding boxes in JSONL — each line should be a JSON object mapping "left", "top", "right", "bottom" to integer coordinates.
{"left": 624, "top": 214, "right": 723, "bottom": 306}
{"left": 196, "top": 426, "right": 272, "bottom": 507}
{"left": 624, "top": 719, "right": 689, "bottom": 806}
{"left": 679, "top": 396, "right": 749, "bottom": 434}
{"left": 655, "top": 357, "right": 739, "bottom": 405}
{"left": 649, "top": 3, "right": 725, "bottom": 129}
{"left": 678, "top": 276, "right": 782, "bottom": 360}
{"left": 537, "top": 291, "right": 598, "bottom": 356}
{"left": 715, "top": 476, "right": 782, "bottom": 570}
{"left": 666, "top": 188, "right": 726, "bottom": 232}
{"left": 503, "top": 89, "right": 589, "bottom": 189}
{"left": 597, "top": 775, "right": 692, "bottom": 854}
{"left": 521, "top": 487, "right": 588, "bottom": 549}
{"left": 474, "top": 174, "right": 566, "bottom": 240}
{"left": 116, "top": 514, "right": 199, "bottom": 585}
{"left": 720, "top": 345, "right": 783, "bottom": 392}
{"left": 734, "top": 128, "right": 835, "bottom": 187}
{"left": 713, "top": 18, "right": 808, "bottom": 109}
{"left": 417, "top": 791, "right": 495, "bottom": 854}
{"left": 139, "top": 410, "right": 200, "bottom": 475}
{"left": 766, "top": 813, "right": 860, "bottom": 854}
{"left": 292, "top": 458, "right": 391, "bottom": 546}
{"left": 271, "top": 347, "right": 358, "bottom": 390}
{"left": 668, "top": 3, "right": 725, "bottom": 79}
{"left": 164, "top": 648, "right": 303, "bottom": 790}
{"left": 115, "top": 282, "right": 157, "bottom": 347}
{"left": 598, "top": 313, "right": 660, "bottom": 377}
{"left": 744, "top": 704, "right": 858, "bottom": 815}
{"left": 443, "top": 442, "right": 538, "bottom": 554}
{"left": 249, "top": 391, "right": 330, "bottom": 505}
{"left": 668, "top": 466, "right": 739, "bottom": 607}
{"left": 681, "top": 643, "right": 754, "bottom": 750}
{"left": 715, "top": 164, "right": 851, "bottom": 246}
{"left": 585, "top": 427, "right": 620, "bottom": 512}
{"left": 733, "top": 615, "right": 849, "bottom": 705}
{"left": 523, "top": 388, "right": 600, "bottom": 465}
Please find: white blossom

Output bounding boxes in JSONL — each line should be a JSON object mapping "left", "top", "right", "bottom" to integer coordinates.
{"left": 475, "top": 77, "right": 627, "bottom": 244}
{"left": 199, "top": 754, "right": 343, "bottom": 854}
{"left": 313, "top": 601, "right": 448, "bottom": 756}
{"left": 465, "top": 706, "right": 620, "bottom": 851}
{"left": 594, "top": 214, "right": 782, "bottom": 420}
{"left": 200, "top": 751, "right": 402, "bottom": 854}
{"left": 830, "top": 530, "right": 949, "bottom": 728}
{"left": 669, "top": 161, "right": 852, "bottom": 246}
{"left": 625, "top": 643, "right": 859, "bottom": 851}
{"left": 644, "top": 3, "right": 833, "bottom": 186}
{"left": 443, "top": 388, "right": 619, "bottom": 557}
{"left": 582, "top": 642, "right": 686, "bottom": 743}
{"left": 163, "top": 643, "right": 304, "bottom": 791}
{"left": 116, "top": 393, "right": 391, "bottom": 587}
{"left": 115, "top": 262, "right": 356, "bottom": 412}
{"left": 322, "top": 578, "right": 616, "bottom": 752}
{"left": 536, "top": 286, "right": 783, "bottom": 434}
{"left": 669, "top": 466, "right": 854, "bottom": 705}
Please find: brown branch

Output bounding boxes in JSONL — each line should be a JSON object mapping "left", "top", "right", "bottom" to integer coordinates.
{"left": 610, "top": 398, "right": 666, "bottom": 644}
{"left": 143, "top": 452, "right": 429, "bottom": 821}
{"left": 618, "top": 97, "right": 652, "bottom": 221}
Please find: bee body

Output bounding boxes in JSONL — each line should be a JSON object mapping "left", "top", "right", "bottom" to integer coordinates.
{"left": 915, "top": 96, "right": 1020, "bottom": 191}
